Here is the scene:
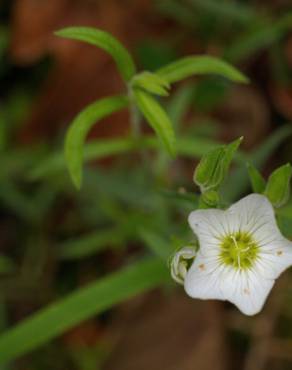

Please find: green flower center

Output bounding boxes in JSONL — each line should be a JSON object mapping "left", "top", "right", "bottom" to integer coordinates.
{"left": 219, "top": 231, "right": 259, "bottom": 270}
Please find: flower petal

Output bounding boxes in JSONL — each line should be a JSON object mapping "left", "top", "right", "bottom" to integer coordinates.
{"left": 188, "top": 209, "right": 227, "bottom": 255}
{"left": 184, "top": 252, "right": 225, "bottom": 301}
{"left": 228, "top": 194, "right": 281, "bottom": 244}
{"left": 221, "top": 268, "right": 274, "bottom": 316}
{"left": 184, "top": 193, "right": 292, "bottom": 316}
{"left": 257, "top": 238, "right": 292, "bottom": 279}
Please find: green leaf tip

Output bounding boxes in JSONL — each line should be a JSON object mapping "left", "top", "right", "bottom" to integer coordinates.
{"left": 247, "top": 162, "right": 266, "bottom": 193}
{"left": 264, "top": 163, "right": 292, "bottom": 208}
{"left": 157, "top": 55, "right": 249, "bottom": 85}
{"left": 194, "top": 136, "right": 243, "bottom": 192}
{"left": 65, "top": 95, "right": 129, "bottom": 189}
{"left": 133, "top": 89, "right": 176, "bottom": 157}
{"left": 55, "top": 26, "right": 136, "bottom": 82}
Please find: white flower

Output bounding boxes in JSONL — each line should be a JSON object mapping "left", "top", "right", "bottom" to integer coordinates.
{"left": 184, "top": 193, "right": 292, "bottom": 316}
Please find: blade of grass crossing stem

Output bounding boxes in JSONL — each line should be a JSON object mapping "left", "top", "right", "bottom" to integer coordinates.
{"left": 65, "top": 95, "right": 128, "bottom": 189}
{"left": 30, "top": 137, "right": 138, "bottom": 181}
{"left": 30, "top": 135, "right": 244, "bottom": 180}
{"left": 0, "top": 257, "right": 169, "bottom": 363}
{"left": 55, "top": 27, "right": 136, "bottom": 82}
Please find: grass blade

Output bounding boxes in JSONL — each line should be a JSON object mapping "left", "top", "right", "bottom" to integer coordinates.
{"left": 0, "top": 257, "right": 169, "bottom": 363}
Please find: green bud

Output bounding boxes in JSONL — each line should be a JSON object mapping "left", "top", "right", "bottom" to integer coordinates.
{"left": 264, "top": 163, "right": 292, "bottom": 208}
{"left": 194, "top": 137, "right": 243, "bottom": 192}
{"left": 247, "top": 163, "right": 266, "bottom": 193}
{"left": 131, "top": 71, "right": 170, "bottom": 97}
{"left": 201, "top": 190, "right": 220, "bottom": 207}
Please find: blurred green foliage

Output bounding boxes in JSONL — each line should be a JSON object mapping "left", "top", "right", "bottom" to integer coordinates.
{"left": 0, "top": 1, "right": 292, "bottom": 369}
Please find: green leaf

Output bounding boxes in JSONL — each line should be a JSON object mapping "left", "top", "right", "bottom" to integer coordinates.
{"left": 222, "top": 125, "right": 292, "bottom": 202}
{"left": 277, "top": 214, "right": 292, "bottom": 239}
{"left": 194, "top": 137, "right": 242, "bottom": 192}
{"left": 55, "top": 27, "right": 136, "bottom": 82}
{"left": 156, "top": 55, "right": 249, "bottom": 84}
{"left": 247, "top": 163, "right": 266, "bottom": 193}
{"left": 0, "top": 257, "right": 169, "bottom": 363}
{"left": 221, "top": 136, "right": 243, "bottom": 172}
{"left": 133, "top": 89, "right": 176, "bottom": 156}
{"left": 194, "top": 146, "right": 225, "bottom": 191}
{"left": 264, "top": 163, "right": 292, "bottom": 208}
{"left": 65, "top": 95, "right": 128, "bottom": 189}
{"left": 131, "top": 71, "right": 170, "bottom": 96}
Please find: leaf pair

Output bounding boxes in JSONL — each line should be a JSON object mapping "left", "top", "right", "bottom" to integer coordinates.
{"left": 248, "top": 162, "right": 292, "bottom": 208}
{"left": 56, "top": 26, "right": 248, "bottom": 189}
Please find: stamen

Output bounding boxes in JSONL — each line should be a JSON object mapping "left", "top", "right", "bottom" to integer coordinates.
{"left": 231, "top": 235, "right": 238, "bottom": 248}
{"left": 219, "top": 231, "right": 259, "bottom": 270}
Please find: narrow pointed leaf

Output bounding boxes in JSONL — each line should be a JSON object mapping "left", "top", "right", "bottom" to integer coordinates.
{"left": 265, "top": 163, "right": 292, "bottom": 208}
{"left": 0, "top": 258, "right": 169, "bottom": 363}
{"left": 55, "top": 27, "right": 136, "bottom": 82}
{"left": 247, "top": 163, "right": 266, "bottom": 193}
{"left": 133, "top": 89, "right": 176, "bottom": 156}
{"left": 157, "top": 55, "right": 249, "bottom": 84}
{"left": 65, "top": 95, "right": 128, "bottom": 189}
{"left": 221, "top": 136, "right": 243, "bottom": 173}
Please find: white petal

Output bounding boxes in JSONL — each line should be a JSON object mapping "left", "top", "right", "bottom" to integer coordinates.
{"left": 221, "top": 268, "right": 274, "bottom": 316}
{"left": 257, "top": 238, "right": 292, "bottom": 279}
{"left": 228, "top": 194, "right": 280, "bottom": 244}
{"left": 188, "top": 209, "right": 226, "bottom": 256}
{"left": 188, "top": 209, "right": 225, "bottom": 237}
{"left": 184, "top": 252, "right": 225, "bottom": 301}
